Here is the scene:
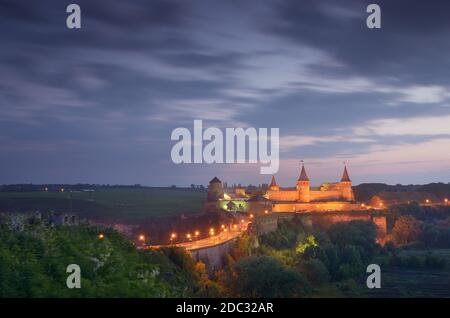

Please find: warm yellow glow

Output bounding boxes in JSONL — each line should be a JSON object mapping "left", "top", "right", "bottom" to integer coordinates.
{"left": 209, "top": 229, "right": 215, "bottom": 236}
{"left": 223, "top": 228, "right": 227, "bottom": 232}
{"left": 233, "top": 224, "right": 238, "bottom": 229}
{"left": 249, "top": 213, "right": 254, "bottom": 218}
{"left": 170, "top": 233, "right": 176, "bottom": 239}
{"left": 445, "top": 198, "right": 449, "bottom": 203}
{"left": 186, "top": 233, "right": 192, "bottom": 239}
{"left": 194, "top": 231, "right": 200, "bottom": 236}
{"left": 139, "top": 235, "right": 145, "bottom": 241}
{"left": 98, "top": 234, "right": 104, "bottom": 239}
{"left": 379, "top": 202, "right": 384, "bottom": 207}
{"left": 221, "top": 224, "right": 225, "bottom": 229}
{"left": 426, "top": 199, "right": 430, "bottom": 203}
{"left": 240, "top": 219, "right": 244, "bottom": 223}
{"left": 361, "top": 203, "right": 366, "bottom": 208}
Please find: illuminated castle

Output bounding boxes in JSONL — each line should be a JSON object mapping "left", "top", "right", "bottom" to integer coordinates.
{"left": 267, "top": 164, "right": 359, "bottom": 212}
{"left": 208, "top": 164, "right": 360, "bottom": 213}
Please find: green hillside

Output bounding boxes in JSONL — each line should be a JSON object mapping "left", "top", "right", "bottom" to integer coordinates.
{"left": 0, "top": 223, "right": 205, "bottom": 297}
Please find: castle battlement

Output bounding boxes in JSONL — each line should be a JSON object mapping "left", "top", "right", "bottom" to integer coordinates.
{"left": 266, "top": 164, "right": 358, "bottom": 212}
{"left": 267, "top": 164, "right": 355, "bottom": 203}
{"left": 208, "top": 164, "right": 359, "bottom": 213}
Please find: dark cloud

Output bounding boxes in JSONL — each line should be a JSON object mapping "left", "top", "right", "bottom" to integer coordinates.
{"left": 269, "top": 0, "right": 450, "bottom": 84}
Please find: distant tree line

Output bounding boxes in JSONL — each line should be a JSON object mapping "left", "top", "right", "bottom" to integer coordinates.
{"left": 353, "top": 182, "right": 450, "bottom": 202}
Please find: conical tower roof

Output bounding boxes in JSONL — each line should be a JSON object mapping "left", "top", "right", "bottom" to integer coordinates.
{"left": 209, "top": 176, "right": 222, "bottom": 184}
{"left": 341, "top": 166, "right": 351, "bottom": 182}
{"left": 298, "top": 164, "right": 309, "bottom": 182}
{"left": 269, "top": 175, "right": 278, "bottom": 187}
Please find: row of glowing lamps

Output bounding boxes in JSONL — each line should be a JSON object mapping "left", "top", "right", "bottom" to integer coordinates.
{"left": 372, "top": 198, "right": 448, "bottom": 208}
{"left": 97, "top": 233, "right": 148, "bottom": 242}
{"left": 169, "top": 216, "right": 253, "bottom": 243}
{"left": 96, "top": 214, "right": 255, "bottom": 244}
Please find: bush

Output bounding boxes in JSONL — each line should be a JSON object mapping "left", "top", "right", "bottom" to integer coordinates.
{"left": 297, "top": 259, "right": 330, "bottom": 285}
{"left": 0, "top": 225, "right": 194, "bottom": 297}
{"left": 337, "top": 263, "right": 364, "bottom": 280}
{"left": 232, "top": 256, "right": 310, "bottom": 297}
{"left": 391, "top": 216, "right": 423, "bottom": 246}
{"left": 328, "top": 221, "right": 377, "bottom": 260}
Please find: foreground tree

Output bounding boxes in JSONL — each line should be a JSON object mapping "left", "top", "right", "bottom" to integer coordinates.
{"left": 392, "top": 216, "right": 423, "bottom": 246}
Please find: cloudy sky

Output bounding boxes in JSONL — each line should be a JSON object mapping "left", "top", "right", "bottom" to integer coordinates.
{"left": 1, "top": 0, "right": 450, "bottom": 186}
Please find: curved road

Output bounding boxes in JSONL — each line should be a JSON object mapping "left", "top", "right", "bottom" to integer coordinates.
{"left": 149, "top": 221, "right": 250, "bottom": 251}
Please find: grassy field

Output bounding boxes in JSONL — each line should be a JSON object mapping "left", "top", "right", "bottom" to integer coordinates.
{"left": 0, "top": 188, "right": 206, "bottom": 221}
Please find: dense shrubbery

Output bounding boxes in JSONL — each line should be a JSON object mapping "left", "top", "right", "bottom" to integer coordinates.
{"left": 259, "top": 217, "right": 306, "bottom": 249}
{"left": 2, "top": 206, "right": 449, "bottom": 298}
{"left": 0, "top": 223, "right": 203, "bottom": 297}
{"left": 242, "top": 214, "right": 449, "bottom": 297}
{"left": 387, "top": 204, "right": 450, "bottom": 225}
{"left": 220, "top": 218, "right": 381, "bottom": 296}
{"left": 388, "top": 214, "right": 450, "bottom": 248}
{"left": 231, "top": 256, "right": 310, "bottom": 297}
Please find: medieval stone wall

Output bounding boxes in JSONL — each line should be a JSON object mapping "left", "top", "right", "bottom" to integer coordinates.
{"left": 309, "top": 190, "right": 343, "bottom": 201}
{"left": 272, "top": 201, "right": 361, "bottom": 212}
{"left": 189, "top": 237, "right": 237, "bottom": 272}
{"left": 266, "top": 189, "right": 298, "bottom": 201}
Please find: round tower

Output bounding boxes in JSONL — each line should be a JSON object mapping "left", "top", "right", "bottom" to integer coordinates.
{"left": 208, "top": 176, "right": 223, "bottom": 201}
{"left": 296, "top": 163, "right": 310, "bottom": 202}
{"left": 339, "top": 166, "right": 355, "bottom": 201}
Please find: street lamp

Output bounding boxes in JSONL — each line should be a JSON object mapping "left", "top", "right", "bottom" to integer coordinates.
{"left": 444, "top": 198, "right": 448, "bottom": 206}
{"left": 139, "top": 234, "right": 145, "bottom": 242}
{"left": 194, "top": 230, "right": 200, "bottom": 239}
{"left": 170, "top": 233, "right": 176, "bottom": 244}
{"left": 98, "top": 233, "right": 104, "bottom": 240}
{"left": 186, "top": 233, "right": 192, "bottom": 241}
{"left": 249, "top": 213, "right": 254, "bottom": 219}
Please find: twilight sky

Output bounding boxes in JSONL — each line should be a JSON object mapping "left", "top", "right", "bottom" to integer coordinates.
{"left": 1, "top": 0, "right": 450, "bottom": 186}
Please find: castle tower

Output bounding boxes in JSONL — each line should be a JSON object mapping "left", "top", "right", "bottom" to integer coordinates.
{"left": 269, "top": 175, "right": 280, "bottom": 191}
{"left": 208, "top": 176, "right": 223, "bottom": 201}
{"left": 296, "top": 163, "right": 310, "bottom": 202}
{"left": 339, "top": 166, "right": 355, "bottom": 201}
